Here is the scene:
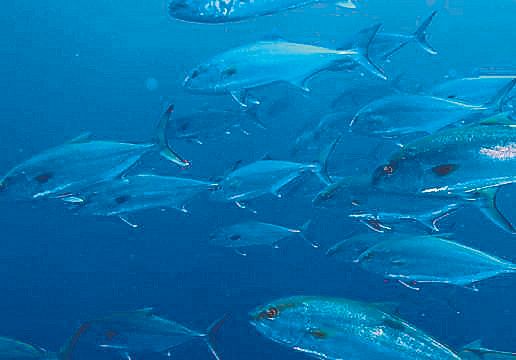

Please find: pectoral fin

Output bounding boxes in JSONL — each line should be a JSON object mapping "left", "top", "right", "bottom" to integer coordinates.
{"left": 473, "top": 187, "right": 516, "bottom": 234}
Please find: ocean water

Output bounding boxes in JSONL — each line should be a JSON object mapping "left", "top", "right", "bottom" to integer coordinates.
{"left": 0, "top": 0, "right": 515, "bottom": 359}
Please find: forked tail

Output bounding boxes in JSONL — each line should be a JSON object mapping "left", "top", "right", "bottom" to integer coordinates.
{"left": 156, "top": 104, "right": 191, "bottom": 168}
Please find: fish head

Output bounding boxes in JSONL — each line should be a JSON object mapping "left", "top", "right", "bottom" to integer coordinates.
{"left": 209, "top": 227, "right": 238, "bottom": 247}
{"left": 168, "top": 0, "right": 229, "bottom": 23}
{"left": 249, "top": 297, "right": 310, "bottom": 346}
{"left": 371, "top": 158, "right": 424, "bottom": 193}
{"left": 0, "top": 169, "right": 52, "bottom": 199}
{"left": 184, "top": 62, "right": 235, "bottom": 93}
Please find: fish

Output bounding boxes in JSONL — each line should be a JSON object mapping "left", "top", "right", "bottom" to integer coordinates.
{"left": 184, "top": 24, "right": 386, "bottom": 107}
{"left": 314, "top": 175, "right": 461, "bottom": 233}
{"left": 63, "top": 174, "right": 218, "bottom": 227}
{"left": 349, "top": 79, "right": 516, "bottom": 137}
{"left": 0, "top": 105, "right": 189, "bottom": 201}
{"left": 326, "top": 232, "right": 390, "bottom": 262}
{"left": 212, "top": 137, "right": 338, "bottom": 206}
{"left": 172, "top": 108, "right": 264, "bottom": 144}
{"left": 339, "top": 11, "right": 438, "bottom": 60}
{"left": 60, "top": 308, "right": 226, "bottom": 360}
{"left": 432, "top": 75, "right": 516, "bottom": 105}
{"left": 357, "top": 235, "right": 516, "bottom": 290}
{"left": 459, "top": 340, "right": 516, "bottom": 360}
{"left": 372, "top": 113, "right": 516, "bottom": 233}
{"left": 0, "top": 336, "right": 58, "bottom": 360}
{"left": 168, "top": 0, "right": 357, "bottom": 23}
{"left": 249, "top": 295, "right": 461, "bottom": 360}
{"left": 209, "top": 220, "right": 316, "bottom": 255}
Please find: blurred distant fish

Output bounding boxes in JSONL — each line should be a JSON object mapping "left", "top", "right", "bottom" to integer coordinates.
{"left": 212, "top": 138, "right": 338, "bottom": 207}
{"left": 250, "top": 295, "right": 461, "bottom": 360}
{"left": 184, "top": 24, "right": 386, "bottom": 107}
{"left": 326, "top": 232, "right": 389, "bottom": 261}
{"left": 64, "top": 174, "right": 217, "bottom": 227}
{"left": 0, "top": 336, "right": 58, "bottom": 360}
{"left": 459, "top": 340, "right": 516, "bottom": 360}
{"left": 432, "top": 75, "right": 516, "bottom": 105}
{"left": 372, "top": 113, "right": 516, "bottom": 233}
{"left": 350, "top": 79, "right": 516, "bottom": 137}
{"left": 339, "top": 11, "right": 438, "bottom": 61}
{"left": 357, "top": 235, "right": 516, "bottom": 290}
{"left": 0, "top": 105, "right": 189, "bottom": 201}
{"left": 61, "top": 308, "right": 225, "bottom": 360}
{"left": 210, "top": 220, "right": 316, "bottom": 255}
{"left": 169, "top": 0, "right": 357, "bottom": 23}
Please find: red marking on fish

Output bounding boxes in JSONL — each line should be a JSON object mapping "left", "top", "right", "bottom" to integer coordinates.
{"left": 432, "top": 164, "right": 457, "bottom": 176}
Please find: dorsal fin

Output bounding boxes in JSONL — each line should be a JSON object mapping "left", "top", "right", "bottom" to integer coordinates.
{"left": 462, "top": 339, "right": 483, "bottom": 351}
{"left": 67, "top": 132, "right": 92, "bottom": 144}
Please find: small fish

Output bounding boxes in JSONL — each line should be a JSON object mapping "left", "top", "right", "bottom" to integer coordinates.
{"left": 60, "top": 308, "right": 226, "bottom": 360}
{"left": 350, "top": 79, "right": 516, "bottom": 137}
{"left": 64, "top": 174, "right": 218, "bottom": 227}
{"left": 340, "top": 11, "right": 438, "bottom": 60}
{"left": 250, "top": 295, "right": 461, "bottom": 360}
{"left": 357, "top": 235, "right": 516, "bottom": 289}
{"left": 459, "top": 340, "right": 516, "bottom": 360}
{"left": 372, "top": 113, "right": 516, "bottom": 233}
{"left": 169, "top": 0, "right": 357, "bottom": 23}
{"left": 0, "top": 105, "right": 188, "bottom": 201}
{"left": 212, "top": 138, "right": 338, "bottom": 205}
{"left": 184, "top": 24, "right": 386, "bottom": 107}
{"left": 210, "top": 220, "right": 316, "bottom": 255}
{"left": 0, "top": 336, "right": 58, "bottom": 360}
{"left": 432, "top": 75, "right": 516, "bottom": 105}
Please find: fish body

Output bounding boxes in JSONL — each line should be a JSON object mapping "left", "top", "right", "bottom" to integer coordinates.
{"left": 69, "top": 174, "right": 217, "bottom": 217}
{"left": 168, "top": 0, "right": 356, "bottom": 23}
{"left": 184, "top": 25, "right": 385, "bottom": 106}
{"left": 0, "top": 336, "right": 56, "bottom": 360}
{"left": 62, "top": 308, "right": 223, "bottom": 360}
{"left": 326, "top": 232, "right": 389, "bottom": 261}
{"left": 250, "top": 296, "right": 460, "bottom": 360}
{"left": 210, "top": 221, "right": 310, "bottom": 249}
{"left": 357, "top": 235, "right": 516, "bottom": 287}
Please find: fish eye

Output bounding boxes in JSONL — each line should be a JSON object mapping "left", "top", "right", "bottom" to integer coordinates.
{"left": 262, "top": 307, "right": 279, "bottom": 319}
{"left": 229, "top": 234, "right": 241, "bottom": 241}
{"left": 383, "top": 165, "right": 395, "bottom": 175}
{"left": 191, "top": 70, "right": 200, "bottom": 79}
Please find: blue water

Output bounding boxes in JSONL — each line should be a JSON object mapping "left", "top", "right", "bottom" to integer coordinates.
{"left": 1, "top": 0, "right": 515, "bottom": 359}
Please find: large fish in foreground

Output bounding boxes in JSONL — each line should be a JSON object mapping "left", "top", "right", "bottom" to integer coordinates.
{"left": 184, "top": 24, "right": 386, "bottom": 107}
{"left": 350, "top": 79, "right": 516, "bottom": 137}
{"left": 169, "top": 0, "right": 357, "bottom": 23}
{"left": 250, "top": 295, "right": 461, "bottom": 360}
{"left": 64, "top": 174, "right": 218, "bottom": 227}
{"left": 372, "top": 114, "right": 516, "bottom": 233}
{"left": 60, "top": 308, "right": 225, "bottom": 360}
{"left": 0, "top": 336, "right": 58, "bottom": 360}
{"left": 357, "top": 235, "right": 516, "bottom": 290}
{"left": 0, "top": 105, "right": 188, "bottom": 201}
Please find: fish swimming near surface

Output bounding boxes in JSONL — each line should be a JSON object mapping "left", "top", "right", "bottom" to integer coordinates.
{"left": 250, "top": 295, "right": 461, "bottom": 360}
{"left": 0, "top": 336, "right": 58, "bottom": 360}
{"left": 349, "top": 79, "right": 516, "bottom": 137}
{"left": 0, "top": 105, "right": 189, "bottom": 201}
{"left": 432, "top": 74, "right": 516, "bottom": 105}
{"left": 168, "top": 0, "right": 357, "bottom": 23}
{"left": 209, "top": 220, "right": 316, "bottom": 255}
{"left": 459, "top": 340, "right": 516, "bottom": 360}
{"left": 212, "top": 138, "right": 338, "bottom": 207}
{"left": 372, "top": 113, "right": 516, "bottom": 233}
{"left": 63, "top": 174, "right": 218, "bottom": 228}
{"left": 357, "top": 235, "right": 516, "bottom": 290}
{"left": 60, "top": 308, "right": 226, "bottom": 360}
{"left": 184, "top": 24, "right": 386, "bottom": 107}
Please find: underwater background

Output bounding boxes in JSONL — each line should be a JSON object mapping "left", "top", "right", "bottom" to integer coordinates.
{"left": 1, "top": 0, "right": 515, "bottom": 359}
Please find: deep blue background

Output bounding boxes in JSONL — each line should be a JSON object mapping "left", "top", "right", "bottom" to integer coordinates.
{"left": 0, "top": 0, "right": 515, "bottom": 359}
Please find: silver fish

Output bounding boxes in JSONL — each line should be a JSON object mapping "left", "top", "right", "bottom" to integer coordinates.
{"left": 169, "top": 0, "right": 357, "bottom": 23}
{"left": 350, "top": 79, "right": 516, "bottom": 137}
{"left": 210, "top": 220, "right": 315, "bottom": 255}
{"left": 250, "top": 295, "right": 461, "bottom": 360}
{"left": 0, "top": 105, "right": 188, "bottom": 200}
{"left": 357, "top": 235, "right": 516, "bottom": 289}
{"left": 61, "top": 308, "right": 225, "bottom": 360}
{"left": 184, "top": 24, "right": 386, "bottom": 107}
{"left": 0, "top": 336, "right": 57, "bottom": 360}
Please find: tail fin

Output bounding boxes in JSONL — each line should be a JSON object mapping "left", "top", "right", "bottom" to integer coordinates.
{"left": 203, "top": 315, "right": 228, "bottom": 360}
{"left": 413, "top": 11, "right": 438, "bottom": 55}
{"left": 484, "top": 78, "right": 516, "bottom": 112}
{"left": 344, "top": 24, "right": 387, "bottom": 80}
{"left": 57, "top": 322, "right": 93, "bottom": 360}
{"left": 316, "top": 136, "right": 340, "bottom": 185}
{"left": 156, "top": 104, "right": 190, "bottom": 168}
{"left": 473, "top": 187, "right": 516, "bottom": 234}
{"left": 293, "top": 220, "right": 319, "bottom": 248}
